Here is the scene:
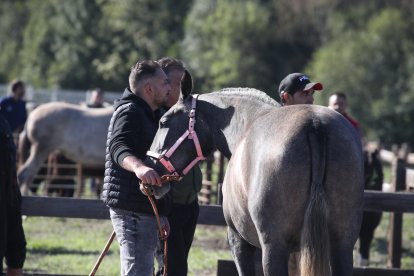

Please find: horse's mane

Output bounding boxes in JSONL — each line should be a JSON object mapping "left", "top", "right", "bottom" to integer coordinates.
{"left": 213, "top": 87, "right": 280, "bottom": 107}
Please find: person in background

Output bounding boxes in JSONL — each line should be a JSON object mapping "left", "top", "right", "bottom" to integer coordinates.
{"left": 86, "top": 88, "right": 109, "bottom": 108}
{"left": 328, "top": 91, "right": 381, "bottom": 267}
{"left": 278, "top": 72, "right": 323, "bottom": 276}
{"left": 155, "top": 57, "right": 203, "bottom": 276}
{"left": 328, "top": 92, "right": 361, "bottom": 136}
{"left": 359, "top": 146, "right": 383, "bottom": 267}
{"left": 278, "top": 73, "right": 323, "bottom": 106}
{"left": 0, "top": 80, "right": 27, "bottom": 134}
{"left": 102, "top": 60, "right": 171, "bottom": 276}
{"left": 0, "top": 113, "right": 27, "bottom": 276}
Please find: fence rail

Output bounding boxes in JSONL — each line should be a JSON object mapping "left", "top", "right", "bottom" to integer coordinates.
{"left": 19, "top": 144, "right": 414, "bottom": 275}
{"left": 21, "top": 191, "right": 414, "bottom": 221}
{"left": 216, "top": 260, "right": 414, "bottom": 276}
{"left": 21, "top": 191, "right": 414, "bottom": 276}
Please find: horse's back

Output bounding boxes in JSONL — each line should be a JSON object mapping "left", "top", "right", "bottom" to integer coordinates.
{"left": 24, "top": 101, "right": 113, "bottom": 165}
{"left": 223, "top": 104, "right": 364, "bottom": 249}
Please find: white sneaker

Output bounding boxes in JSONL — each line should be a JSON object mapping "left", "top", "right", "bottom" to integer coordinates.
{"left": 360, "top": 258, "right": 369, "bottom": 267}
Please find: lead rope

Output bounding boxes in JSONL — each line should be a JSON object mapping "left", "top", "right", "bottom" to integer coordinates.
{"left": 89, "top": 175, "right": 179, "bottom": 276}
{"left": 141, "top": 185, "right": 169, "bottom": 276}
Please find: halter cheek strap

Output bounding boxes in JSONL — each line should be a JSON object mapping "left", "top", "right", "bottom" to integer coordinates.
{"left": 146, "top": 94, "right": 206, "bottom": 179}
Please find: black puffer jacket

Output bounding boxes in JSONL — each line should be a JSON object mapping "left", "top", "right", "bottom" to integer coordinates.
{"left": 102, "top": 88, "right": 171, "bottom": 215}
{"left": 0, "top": 115, "right": 26, "bottom": 271}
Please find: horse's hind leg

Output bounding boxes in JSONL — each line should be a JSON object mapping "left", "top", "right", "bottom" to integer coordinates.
{"left": 330, "top": 245, "right": 354, "bottom": 276}
{"left": 227, "top": 226, "right": 258, "bottom": 276}
{"left": 262, "top": 244, "right": 289, "bottom": 276}
{"left": 18, "top": 143, "right": 53, "bottom": 195}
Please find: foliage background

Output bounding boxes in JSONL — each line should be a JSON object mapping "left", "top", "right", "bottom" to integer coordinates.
{"left": 1, "top": 0, "right": 414, "bottom": 146}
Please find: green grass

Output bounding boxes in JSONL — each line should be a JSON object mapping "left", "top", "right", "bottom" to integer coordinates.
{"left": 23, "top": 217, "right": 120, "bottom": 275}
{"left": 19, "top": 211, "right": 414, "bottom": 275}
{"left": 21, "top": 217, "right": 231, "bottom": 276}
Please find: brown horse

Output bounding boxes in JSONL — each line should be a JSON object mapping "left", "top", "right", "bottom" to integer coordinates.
{"left": 146, "top": 71, "right": 364, "bottom": 276}
{"left": 17, "top": 102, "right": 113, "bottom": 195}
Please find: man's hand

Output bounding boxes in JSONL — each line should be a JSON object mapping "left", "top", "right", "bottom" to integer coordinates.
{"left": 122, "top": 155, "right": 162, "bottom": 186}
{"left": 134, "top": 165, "right": 162, "bottom": 187}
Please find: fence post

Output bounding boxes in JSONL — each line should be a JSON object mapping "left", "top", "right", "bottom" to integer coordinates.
{"left": 387, "top": 144, "right": 407, "bottom": 268}
{"left": 75, "top": 163, "right": 83, "bottom": 198}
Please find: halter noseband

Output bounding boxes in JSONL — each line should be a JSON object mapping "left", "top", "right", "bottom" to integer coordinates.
{"left": 146, "top": 94, "right": 206, "bottom": 180}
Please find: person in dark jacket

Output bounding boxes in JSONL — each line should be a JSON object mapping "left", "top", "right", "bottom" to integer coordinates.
{"left": 0, "top": 80, "right": 27, "bottom": 134}
{"left": 155, "top": 57, "right": 203, "bottom": 276}
{"left": 0, "top": 113, "right": 26, "bottom": 276}
{"left": 102, "top": 60, "right": 171, "bottom": 276}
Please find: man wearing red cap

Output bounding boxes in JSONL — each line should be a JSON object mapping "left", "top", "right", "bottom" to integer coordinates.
{"left": 278, "top": 73, "right": 323, "bottom": 105}
{"left": 278, "top": 72, "right": 323, "bottom": 276}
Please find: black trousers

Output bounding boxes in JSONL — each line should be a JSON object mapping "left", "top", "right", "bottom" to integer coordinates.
{"left": 359, "top": 211, "right": 382, "bottom": 259}
{"left": 157, "top": 200, "right": 199, "bottom": 276}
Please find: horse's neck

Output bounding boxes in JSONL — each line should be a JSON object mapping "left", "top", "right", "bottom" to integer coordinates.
{"left": 204, "top": 93, "right": 277, "bottom": 158}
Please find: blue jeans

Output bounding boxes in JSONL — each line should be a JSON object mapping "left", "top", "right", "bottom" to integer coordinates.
{"left": 110, "top": 207, "right": 167, "bottom": 276}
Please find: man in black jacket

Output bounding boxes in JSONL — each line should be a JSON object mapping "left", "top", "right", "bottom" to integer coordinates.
{"left": 102, "top": 60, "right": 171, "bottom": 275}
{"left": 0, "top": 113, "right": 26, "bottom": 276}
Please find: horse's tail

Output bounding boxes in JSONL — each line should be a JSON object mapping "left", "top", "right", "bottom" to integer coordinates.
{"left": 17, "top": 125, "right": 31, "bottom": 168}
{"left": 300, "top": 130, "right": 331, "bottom": 276}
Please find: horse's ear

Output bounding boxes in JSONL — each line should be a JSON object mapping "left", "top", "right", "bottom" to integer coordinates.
{"left": 180, "top": 69, "right": 193, "bottom": 100}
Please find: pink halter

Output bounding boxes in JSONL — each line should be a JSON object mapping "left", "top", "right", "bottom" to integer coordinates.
{"left": 146, "top": 95, "right": 206, "bottom": 180}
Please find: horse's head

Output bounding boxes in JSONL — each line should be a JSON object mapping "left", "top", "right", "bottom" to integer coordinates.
{"left": 145, "top": 70, "right": 214, "bottom": 198}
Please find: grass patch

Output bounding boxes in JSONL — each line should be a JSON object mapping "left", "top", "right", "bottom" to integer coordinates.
{"left": 21, "top": 213, "right": 414, "bottom": 275}
{"left": 22, "top": 217, "right": 232, "bottom": 276}
{"left": 23, "top": 217, "right": 120, "bottom": 275}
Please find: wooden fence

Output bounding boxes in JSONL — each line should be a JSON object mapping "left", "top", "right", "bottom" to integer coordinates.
{"left": 21, "top": 190, "right": 414, "bottom": 276}
{"left": 27, "top": 152, "right": 225, "bottom": 201}
{"left": 378, "top": 144, "right": 414, "bottom": 269}
{"left": 19, "top": 144, "right": 414, "bottom": 275}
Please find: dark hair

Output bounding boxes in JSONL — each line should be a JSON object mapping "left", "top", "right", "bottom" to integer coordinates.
{"left": 330, "top": 92, "right": 347, "bottom": 100}
{"left": 157, "top": 57, "right": 185, "bottom": 75}
{"left": 129, "top": 60, "right": 161, "bottom": 93}
{"left": 10, "top": 79, "right": 25, "bottom": 93}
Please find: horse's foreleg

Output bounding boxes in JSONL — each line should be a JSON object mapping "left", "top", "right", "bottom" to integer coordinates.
{"left": 227, "top": 226, "right": 258, "bottom": 276}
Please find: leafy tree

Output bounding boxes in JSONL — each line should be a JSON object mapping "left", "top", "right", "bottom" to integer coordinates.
{"left": 308, "top": 8, "right": 414, "bottom": 147}
{"left": 95, "top": 0, "right": 193, "bottom": 90}
{"left": 0, "top": 0, "right": 192, "bottom": 91}
{"left": 0, "top": 0, "right": 29, "bottom": 83}
{"left": 14, "top": 0, "right": 104, "bottom": 89}
{"left": 183, "top": 1, "right": 274, "bottom": 93}
{"left": 182, "top": 0, "right": 339, "bottom": 98}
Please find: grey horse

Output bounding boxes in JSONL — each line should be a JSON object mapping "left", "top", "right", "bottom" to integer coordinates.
{"left": 146, "top": 71, "right": 364, "bottom": 276}
{"left": 17, "top": 102, "right": 113, "bottom": 195}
